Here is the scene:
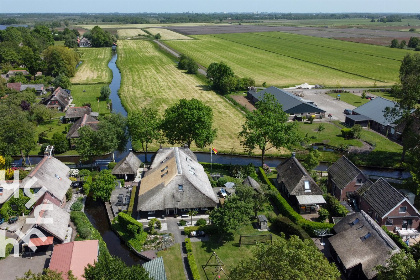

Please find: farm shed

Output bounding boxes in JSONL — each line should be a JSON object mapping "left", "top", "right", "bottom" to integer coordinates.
{"left": 247, "top": 86, "right": 325, "bottom": 118}
{"left": 352, "top": 97, "right": 402, "bottom": 139}
{"left": 257, "top": 215, "right": 268, "bottom": 230}
{"left": 345, "top": 115, "right": 371, "bottom": 127}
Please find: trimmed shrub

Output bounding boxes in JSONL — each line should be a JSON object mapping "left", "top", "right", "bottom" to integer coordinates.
{"left": 341, "top": 128, "right": 354, "bottom": 139}
{"left": 108, "top": 162, "right": 117, "bottom": 170}
{"left": 79, "top": 227, "right": 92, "bottom": 239}
{"left": 195, "top": 218, "right": 207, "bottom": 226}
{"left": 271, "top": 215, "right": 311, "bottom": 240}
{"left": 187, "top": 252, "right": 200, "bottom": 280}
{"left": 185, "top": 238, "right": 192, "bottom": 253}
{"left": 317, "top": 208, "right": 329, "bottom": 222}
{"left": 184, "top": 226, "right": 200, "bottom": 236}
{"left": 258, "top": 167, "right": 333, "bottom": 236}
{"left": 66, "top": 188, "right": 73, "bottom": 201}
{"left": 324, "top": 194, "right": 348, "bottom": 217}
{"left": 382, "top": 226, "right": 409, "bottom": 252}
{"left": 70, "top": 201, "right": 83, "bottom": 211}
{"left": 127, "top": 186, "right": 137, "bottom": 215}
{"left": 179, "top": 219, "right": 187, "bottom": 226}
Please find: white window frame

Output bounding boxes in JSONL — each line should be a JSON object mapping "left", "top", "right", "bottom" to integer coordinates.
{"left": 399, "top": 206, "right": 407, "bottom": 213}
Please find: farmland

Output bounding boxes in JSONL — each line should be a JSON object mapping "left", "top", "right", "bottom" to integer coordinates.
{"left": 117, "top": 28, "right": 148, "bottom": 38}
{"left": 71, "top": 48, "right": 112, "bottom": 84}
{"left": 164, "top": 32, "right": 414, "bottom": 87}
{"left": 146, "top": 28, "right": 192, "bottom": 40}
{"left": 117, "top": 40, "right": 246, "bottom": 153}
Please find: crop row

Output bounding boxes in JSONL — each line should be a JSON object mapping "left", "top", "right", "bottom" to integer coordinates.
{"left": 165, "top": 35, "right": 374, "bottom": 87}
{"left": 212, "top": 33, "right": 402, "bottom": 83}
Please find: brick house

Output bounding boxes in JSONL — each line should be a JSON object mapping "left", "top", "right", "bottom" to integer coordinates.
{"left": 328, "top": 156, "right": 369, "bottom": 201}
{"left": 357, "top": 178, "right": 420, "bottom": 231}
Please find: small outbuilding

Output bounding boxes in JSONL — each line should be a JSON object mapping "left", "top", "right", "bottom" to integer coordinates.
{"left": 257, "top": 215, "right": 268, "bottom": 230}
{"left": 112, "top": 152, "right": 142, "bottom": 181}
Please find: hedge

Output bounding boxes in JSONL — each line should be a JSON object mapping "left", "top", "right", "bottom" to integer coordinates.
{"left": 187, "top": 251, "right": 200, "bottom": 280}
{"left": 258, "top": 167, "right": 334, "bottom": 236}
{"left": 185, "top": 238, "right": 192, "bottom": 253}
{"left": 116, "top": 212, "right": 143, "bottom": 231}
{"left": 184, "top": 226, "right": 200, "bottom": 236}
{"left": 70, "top": 211, "right": 110, "bottom": 256}
{"left": 382, "top": 226, "right": 410, "bottom": 252}
{"left": 127, "top": 186, "right": 137, "bottom": 215}
{"left": 184, "top": 224, "right": 218, "bottom": 236}
{"left": 271, "top": 215, "right": 311, "bottom": 240}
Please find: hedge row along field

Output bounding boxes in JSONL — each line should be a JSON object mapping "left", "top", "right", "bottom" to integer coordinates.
{"left": 164, "top": 32, "right": 414, "bottom": 87}
{"left": 117, "top": 39, "right": 246, "bottom": 153}
{"left": 71, "top": 48, "right": 112, "bottom": 84}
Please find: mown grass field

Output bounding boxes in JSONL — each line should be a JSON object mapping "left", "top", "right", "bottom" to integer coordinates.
{"left": 164, "top": 32, "right": 414, "bottom": 87}
{"left": 71, "top": 48, "right": 112, "bottom": 84}
{"left": 117, "top": 28, "right": 148, "bottom": 38}
{"left": 71, "top": 84, "right": 111, "bottom": 115}
{"left": 117, "top": 39, "right": 247, "bottom": 154}
{"left": 146, "top": 28, "right": 192, "bottom": 40}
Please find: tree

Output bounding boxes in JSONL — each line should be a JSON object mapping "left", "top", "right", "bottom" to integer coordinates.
{"left": 128, "top": 108, "right": 161, "bottom": 163}
{"left": 230, "top": 235, "right": 340, "bottom": 280}
{"left": 239, "top": 93, "right": 300, "bottom": 166}
{"left": 88, "top": 26, "right": 114, "bottom": 47}
{"left": 399, "top": 40, "right": 407, "bottom": 49}
{"left": 88, "top": 169, "right": 116, "bottom": 202}
{"left": 99, "top": 85, "right": 111, "bottom": 100}
{"left": 53, "top": 74, "right": 71, "bottom": 89}
{"left": 178, "top": 54, "right": 198, "bottom": 74}
{"left": 209, "top": 194, "right": 253, "bottom": 240}
{"left": 302, "top": 149, "right": 320, "bottom": 171}
{"left": 206, "top": 62, "right": 235, "bottom": 94}
{"left": 43, "top": 46, "right": 79, "bottom": 77}
{"left": 408, "top": 37, "right": 419, "bottom": 49}
{"left": 51, "top": 132, "right": 69, "bottom": 154}
{"left": 84, "top": 252, "right": 150, "bottom": 280}
{"left": 154, "top": 33, "right": 161, "bottom": 40}
{"left": 376, "top": 251, "right": 420, "bottom": 280}
{"left": 17, "top": 269, "right": 77, "bottom": 280}
{"left": 391, "top": 39, "right": 399, "bottom": 48}
{"left": 188, "top": 209, "right": 198, "bottom": 226}
{"left": 161, "top": 98, "right": 216, "bottom": 148}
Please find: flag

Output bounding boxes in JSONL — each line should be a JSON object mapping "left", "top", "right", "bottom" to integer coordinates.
{"left": 212, "top": 147, "right": 218, "bottom": 154}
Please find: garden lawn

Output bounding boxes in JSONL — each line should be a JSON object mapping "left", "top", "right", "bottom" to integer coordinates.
{"left": 327, "top": 92, "right": 370, "bottom": 107}
{"left": 71, "top": 84, "right": 112, "bottom": 115}
{"left": 191, "top": 224, "right": 279, "bottom": 280}
{"left": 297, "top": 122, "right": 362, "bottom": 148}
{"left": 156, "top": 245, "right": 185, "bottom": 280}
{"left": 117, "top": 39, "right": 246, "bottom": 154}
{"left": 71, "top": 48, "right": 112, "bottom": 84}
{"left": 165, "top": 32, "right": 413, "bottom": 87}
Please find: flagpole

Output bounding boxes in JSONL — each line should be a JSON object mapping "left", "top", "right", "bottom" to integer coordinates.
{"left": 210, "top": 147, "right": 213, "bottom": 172}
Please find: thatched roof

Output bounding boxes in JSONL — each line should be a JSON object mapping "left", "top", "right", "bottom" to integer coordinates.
{"left": 328, "top": 156, "right": 367, "bottom": 190}
{"left": 276, "top": 156, "right": 322, "bottom": 196}
{"left": 66, "top": 114, "right": 99, "bottom": 139}
{"left": 65, "top": 106, "right": 92, "bottom": 120}
{"left": 357, "top": 178, "right": 418, "bottom": 219}
{"left": 24, "top": 201, "right": 70, "bottom": 242}
{"left": 242, "top": 176, "right": 262, "bottom": 193}
{"left": 137, "top": 147, "right": 218, "bottom": 212}
{"left": 329, "top": 211, "right": 399, "bottom": 279}
{"left": 47, "top": 87, "right": 72, "bottom": 109}
{"left": 112, "top": 152, "right": 142, "bottom": 175}
{"left": 20, "top": 156, "right": 71, "bottom": 203}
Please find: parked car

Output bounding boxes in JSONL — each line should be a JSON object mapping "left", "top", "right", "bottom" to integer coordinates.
{"left": 8, "top": 216, "right": 18, "bottom": 224}
{"left": 344, "top": 109, "right": 353, "bottom": 115}
{"left": 190, "top": 230, "right": 205, "bottom": 237}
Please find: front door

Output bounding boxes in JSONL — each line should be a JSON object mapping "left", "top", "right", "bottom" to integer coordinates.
{"left": 402, "top": 219, "right": 412, "bottom": 230}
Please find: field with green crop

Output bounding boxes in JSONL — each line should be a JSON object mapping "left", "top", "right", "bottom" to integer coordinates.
{"left": 71, "top": 48, "right": 112, "bottom": 84}
{"left": 165, "top": 32, "right": 414, "bottom": 87}
{"left": 117, "top": 39, "right": 247, "bottom": 153}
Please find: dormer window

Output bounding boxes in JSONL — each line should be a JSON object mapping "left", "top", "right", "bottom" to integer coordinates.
{"left": 304, "top": 181, "right": 311, "bottom": 192}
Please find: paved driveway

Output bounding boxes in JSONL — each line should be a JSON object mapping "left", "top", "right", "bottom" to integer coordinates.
{"left": 0, "top": 252, "right": 51, "bottom": 280}
{"left": 295, "top": 89, "right": 355, "bottom": 122}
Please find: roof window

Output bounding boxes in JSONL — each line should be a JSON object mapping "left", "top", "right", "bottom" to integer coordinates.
{"left": 304, "top": 181, "right": 311, "bottom": 192}
{"left": 350, "top": 218, "right": 360, "bottom": 226}
{"left": 178, "top": 185, "right": 183, "bottom": 191}
{"left": 360, "top": 232, "right": 371, "bottom": 241}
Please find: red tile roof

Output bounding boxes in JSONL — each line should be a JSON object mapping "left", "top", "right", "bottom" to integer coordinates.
{"left": 29, "top": 236, "right": 54, "bottom": 247}
{"left": 49, "top": 240, "right": 99, "bottom": 280}
{"left": 6, "top": 82, "right": 22, "bottom": 91}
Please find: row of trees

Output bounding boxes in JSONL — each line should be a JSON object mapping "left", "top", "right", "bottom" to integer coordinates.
{"left": 207, "top": 62, "right": 255, "bottom": 95}
{"left": 178, "top": 54, "right": 198, "bottom": 74}
{"left": 391, "top": 37, "right": 420, "bottom": 50}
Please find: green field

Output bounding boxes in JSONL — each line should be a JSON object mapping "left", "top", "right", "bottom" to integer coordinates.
{"left": 165, "top": 32, "right": 414, "bottom": 87}
{"left": 71, "top": 48, "right": 112, "bottom": 84}
{"left": 117, "top": 39, "right": 247, "bottom": 154}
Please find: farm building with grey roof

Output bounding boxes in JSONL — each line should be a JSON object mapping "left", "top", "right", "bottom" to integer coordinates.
{"left": 137, "top": 147, "right": 218, "bottom": 218}
{"left": 112, "top": 151, "right": 142, "bottom": 181}
{"left": 247, "top": 86, "right": 325, "bottom": 118}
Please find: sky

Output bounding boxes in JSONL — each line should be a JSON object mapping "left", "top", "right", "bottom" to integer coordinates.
{"left": 1, "top": 0, "right": 420, "bottom": 14}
